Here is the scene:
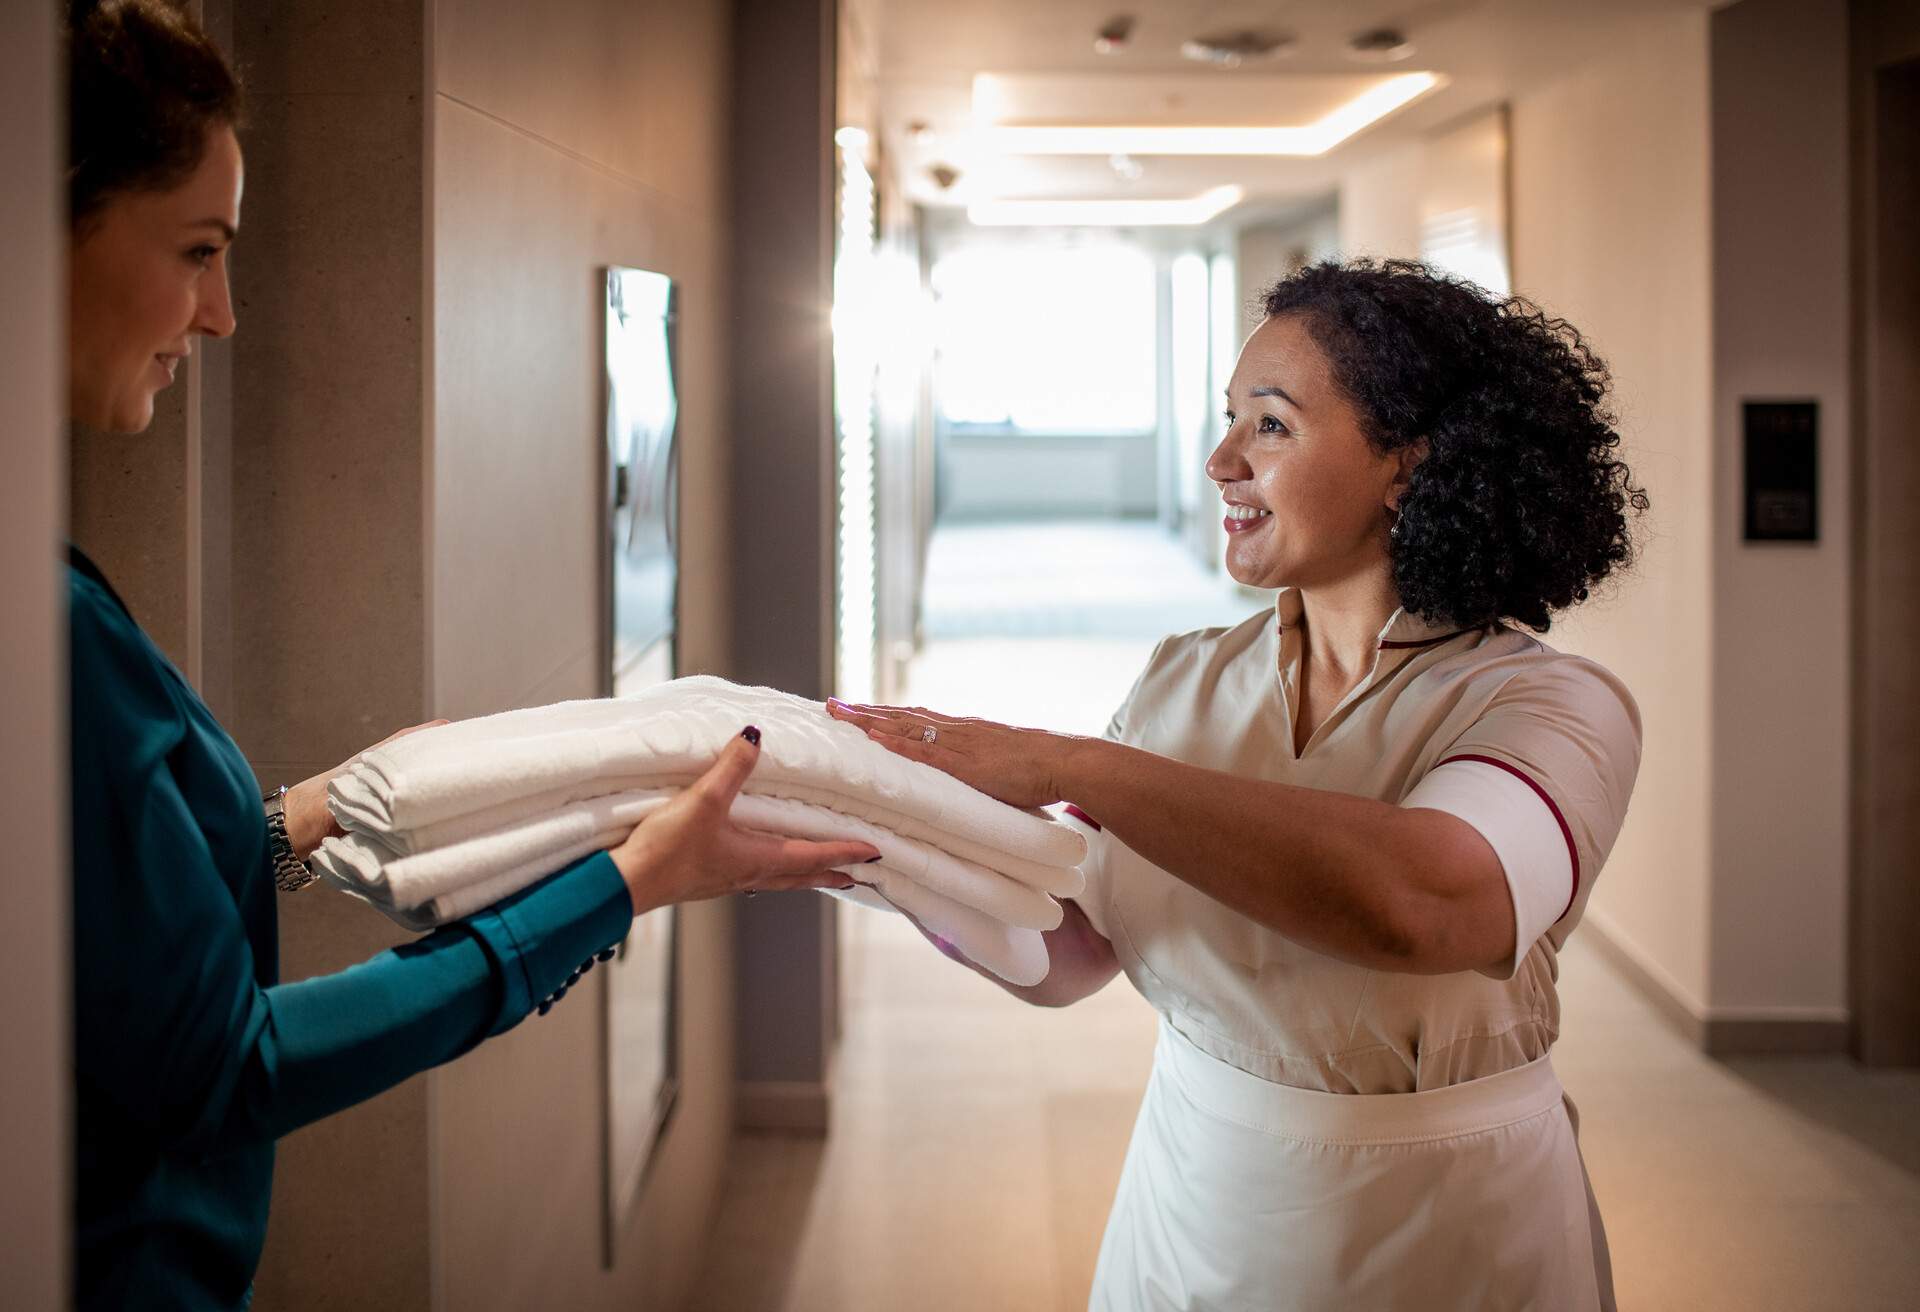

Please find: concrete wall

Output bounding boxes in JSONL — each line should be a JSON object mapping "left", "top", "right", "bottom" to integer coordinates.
{"left": 233, "top": 0, "right": 438, "bottom": 1302}
{"left": 726, "top": 0, "right": 844, "bottom": 1134}
{"left": 0, "top": 1, "right": 67, "bottom": 1304}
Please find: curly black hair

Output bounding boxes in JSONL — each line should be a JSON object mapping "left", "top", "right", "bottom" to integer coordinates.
{"left": 65, "top": 0, "right": 243, "bottom": 231}
{"left": 1261, "top": 259, "right": 1647, "bottom": 632}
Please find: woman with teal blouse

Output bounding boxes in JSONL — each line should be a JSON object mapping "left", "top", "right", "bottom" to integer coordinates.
{"left": 62, "top": 5, "right": 880, "bottom": 1308}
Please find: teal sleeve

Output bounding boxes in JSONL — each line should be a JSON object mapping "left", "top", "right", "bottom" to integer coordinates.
{"left": 70, "top": 573, "right": 634, "bottom": 1154}
{"left": 236, "top": 852, "right": 633, "bottom": 1136}
{"left": 78, "top": 744, "right": 630, "bottom": 1151}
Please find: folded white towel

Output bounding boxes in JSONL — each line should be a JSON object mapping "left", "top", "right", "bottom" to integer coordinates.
{"left": 312, "top": 790, "right": 1053, "bottom": 985}
{"left": 315, "top": 678, "right": 1084, "bottom": 986}
{"left": 327, "top": 677, "right": 1087, "bottom": 890}
{"left": 316, "top": 787, "right": 1064, "bottom": 931}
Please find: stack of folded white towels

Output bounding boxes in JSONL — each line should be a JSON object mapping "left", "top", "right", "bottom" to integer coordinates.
{"left": 310, "top": 676, "right": 1086, "bottom": 986}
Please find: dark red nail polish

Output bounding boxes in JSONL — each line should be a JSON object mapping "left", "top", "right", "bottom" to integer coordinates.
{"left": 741, "top": 725, "right": 761, "bottom": 745}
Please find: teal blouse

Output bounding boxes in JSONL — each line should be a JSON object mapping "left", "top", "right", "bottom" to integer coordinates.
{"left": 68, "top": 548, "right": 635, "bottom": 1310}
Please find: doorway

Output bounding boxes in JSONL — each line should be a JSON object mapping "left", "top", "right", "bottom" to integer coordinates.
{"left": 1849, "top": 36, "right": 1920, "bottom": 1066}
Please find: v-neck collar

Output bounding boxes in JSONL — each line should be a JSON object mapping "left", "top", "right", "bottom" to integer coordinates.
{"left": 1271, "top": 588, "right": 1483, "bottom": 759}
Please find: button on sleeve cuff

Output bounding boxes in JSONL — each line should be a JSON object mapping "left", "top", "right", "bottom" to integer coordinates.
{"left": 464, "top": 851, "right": 634, "bottom": 1035}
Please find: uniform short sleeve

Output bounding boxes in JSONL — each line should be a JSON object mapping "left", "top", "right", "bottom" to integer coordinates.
{"left": 1404, "top": 656, "right": 1642, "bottom": 978}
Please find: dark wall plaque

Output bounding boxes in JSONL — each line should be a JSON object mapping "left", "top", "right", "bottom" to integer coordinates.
{"left": 1743, "top": 400, "right": 1818, "bottom": 542}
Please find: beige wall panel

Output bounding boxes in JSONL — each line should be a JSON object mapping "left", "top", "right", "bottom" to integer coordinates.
{"left": 430, "top": 95, "right": 729, "bottom": 716}
{"left": 68, "top": 395, "right": 190, "bottom": 666}
{"left": 227, "top": 90, "right": 429, "bottom": 768}
{"left": 1337, "top": 143, "right": 1423, "bottom": 261}
{"left": 436, "top": 0, "right": 722, "bottom": 200}
{"left": 230, "top": 6, "right": 434, "bottom": 1301}
{"left": 0, "top": 0, "right": 67, "bottom": 1299}
{"left": 428, "top": 0, "right": 736, "bottom": 1304}
{"left": 430, "top": 898, "right": 734, "bottom": 1312}
{"left": 1510, "top": 9, "right": 1715, "bottom": 1009}
{"left": 1707, "top": 0, "right": 1851, "bottom": 1015}
{"left": 255, "top": 865, "right": 432, "bottom": 1311}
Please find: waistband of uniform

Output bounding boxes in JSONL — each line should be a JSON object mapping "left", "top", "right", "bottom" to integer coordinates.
{"left": 1155, "top": 1017, "right": 1565, "bottom": 1146}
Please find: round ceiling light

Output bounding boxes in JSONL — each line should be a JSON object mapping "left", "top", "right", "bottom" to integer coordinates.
{"left": 1180, "top": 29, "right": 1295, "bottom": 67}
{"left": 1347, "top": 28, "right": 1415, "bottom": 62}
{"left": 1094, "top": 14, "right": 1135, "bottom": 55}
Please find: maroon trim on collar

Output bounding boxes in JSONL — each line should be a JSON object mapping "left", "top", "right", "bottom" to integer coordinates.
{"left": 1439, "top": 753, "right": 1581, "bottom": 921}
{"left": 1379, "top": 628, "right": 1478, "bottom": 650}
{"left": 1062, "top": 803, "right": 1102, "bottom": 832}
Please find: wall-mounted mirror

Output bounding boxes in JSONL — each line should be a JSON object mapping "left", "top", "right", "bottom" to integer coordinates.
{"left": 600, "top": 265, "right": 680, "bottom": 1265}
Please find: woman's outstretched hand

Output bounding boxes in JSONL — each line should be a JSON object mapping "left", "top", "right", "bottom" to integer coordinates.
{"left": 826, "top": 698, "right": 1082, "bottom": 810}
{"left": 284, "top": 719, "right": 451, "bottom": 861}
{"left": 609, "top": 728, "right": 882, "bottom": 916}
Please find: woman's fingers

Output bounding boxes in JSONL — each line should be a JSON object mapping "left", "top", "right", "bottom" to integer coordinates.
{"left": 690, "top": 726, "right": 763, "bottom": 810}
{"left": 755, "top": 869, "right": 864, "bottom": 893}
{"left": 737, "top": 830, "right": 881, "bottom": 877}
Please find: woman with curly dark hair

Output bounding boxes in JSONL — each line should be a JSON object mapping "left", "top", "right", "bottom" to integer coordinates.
{"left": 832, "top": 259, "right": 1646, "bottom": 1311}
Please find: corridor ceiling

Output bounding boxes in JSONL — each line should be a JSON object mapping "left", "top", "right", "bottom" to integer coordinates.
{"left": 861, "top": 0, "right": 1726, "bottom": 216}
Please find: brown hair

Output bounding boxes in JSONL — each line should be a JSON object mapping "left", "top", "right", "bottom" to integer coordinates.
{"left": 65, "top": 0, "right": 243, "bottom": 230}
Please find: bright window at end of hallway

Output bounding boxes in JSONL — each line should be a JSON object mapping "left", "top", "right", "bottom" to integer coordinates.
{"left": 932, "top": 240, "right": 1157, "bottom": 433}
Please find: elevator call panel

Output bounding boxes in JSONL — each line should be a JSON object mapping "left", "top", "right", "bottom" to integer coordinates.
{"left": 1743, "top": 400, "right": 1818, "bottom": 543}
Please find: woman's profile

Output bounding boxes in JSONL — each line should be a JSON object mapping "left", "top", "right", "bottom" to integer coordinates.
{"left": 835, "top": 257, "right": 1648, "bottom": 1311}
{"left": 61, "top": 3, "right": 879, "bottom": 1307}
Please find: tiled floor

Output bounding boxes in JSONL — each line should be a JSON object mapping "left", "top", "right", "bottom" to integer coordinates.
{"left": 688, "top": 910, "right": 1920, "bottom": 1312}
{"left": 686, "top": 522, "right": 1920, "bottom": 1311}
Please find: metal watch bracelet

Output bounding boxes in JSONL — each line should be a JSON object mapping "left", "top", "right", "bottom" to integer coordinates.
{"left": 262, "top": 785, "right": 318, "bottom": 893}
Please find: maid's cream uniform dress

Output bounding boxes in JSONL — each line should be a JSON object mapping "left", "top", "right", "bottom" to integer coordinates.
{"left": 1071, "top": 589, "right": 1641, "bottom": 1312}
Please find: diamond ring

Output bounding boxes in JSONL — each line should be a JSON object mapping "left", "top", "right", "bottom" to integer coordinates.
{"left": 920, "top": 725, "right": 939, "bottom": 745}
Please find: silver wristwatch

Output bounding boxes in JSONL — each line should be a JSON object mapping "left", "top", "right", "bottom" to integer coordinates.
{"left": 262, "top": 786, "right": 318, "bottom": 892}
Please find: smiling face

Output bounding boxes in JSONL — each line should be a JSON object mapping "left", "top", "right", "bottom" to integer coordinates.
{"left": 67, "top": 125, "right": 242, "bottom": 433}
{"left": 1207, "top": 313, "right": 1416, "bottom": 592}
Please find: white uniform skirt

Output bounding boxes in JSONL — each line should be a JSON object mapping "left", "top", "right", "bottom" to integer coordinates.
{"left": 1090, "top": 1020, "right": 1615, "bottom": 1312}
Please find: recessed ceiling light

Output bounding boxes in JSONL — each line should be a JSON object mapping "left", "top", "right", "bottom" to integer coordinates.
{"left": 1180, "top": 29, "right": 1294, "bottom": 67}
{"left": 1094, "top": 14, "right": 1134, "bottom": 55}
{"left": 1348, "top": 28, "right": 1415, "bottom": 62}
{"left": 977, "top": 73, "right": 1443, "bottom": 157}
{"left": 968, "top": 185, "right": 1245, "bottom": 227}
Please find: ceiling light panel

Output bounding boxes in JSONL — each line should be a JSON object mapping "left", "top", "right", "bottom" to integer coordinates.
{"left": 967, "top": 184, "right": 1245, "bottom": 227}
{"left": 970, "top": 71, "right": 1443, "bottom": 157}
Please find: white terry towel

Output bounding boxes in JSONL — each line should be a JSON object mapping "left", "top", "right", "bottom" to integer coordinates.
{"left": 313, "top": 790, "right": 1055, "bottom": 986}
{"left": 327, "top": 676, "right": 1087, "bottom": 892}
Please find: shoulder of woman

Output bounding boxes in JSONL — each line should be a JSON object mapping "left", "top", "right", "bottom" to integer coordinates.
{"left": 68, "top": 564, "right": 188, "bottom": 755}
{"left": 1464, "top": 641, "right": 1644, "bottom": 760}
